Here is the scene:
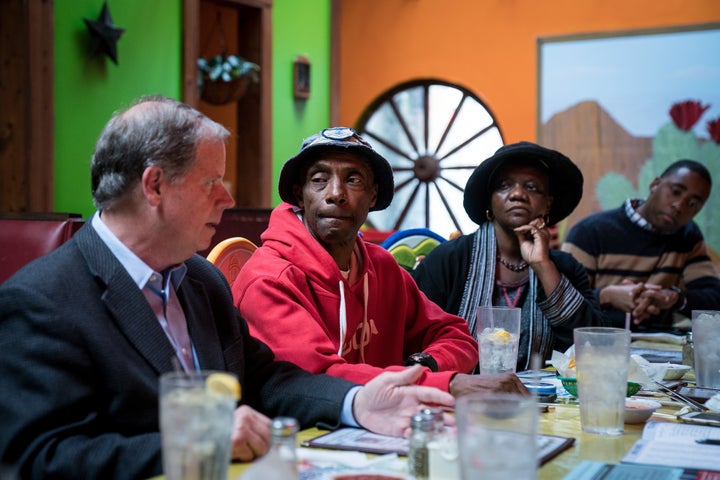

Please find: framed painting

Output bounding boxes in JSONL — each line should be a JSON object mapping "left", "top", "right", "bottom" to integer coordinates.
{"left": 537, "top": 23, "right": 720, "bottom": 260}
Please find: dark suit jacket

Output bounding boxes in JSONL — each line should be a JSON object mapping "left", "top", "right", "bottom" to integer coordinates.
{"left": 0, "top": 223, "right": 354, "bottom": 480}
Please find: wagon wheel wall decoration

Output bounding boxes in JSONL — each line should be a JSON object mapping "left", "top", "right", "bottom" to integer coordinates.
{"left": 356, "top": 80, "right": 504, "bottom": 237}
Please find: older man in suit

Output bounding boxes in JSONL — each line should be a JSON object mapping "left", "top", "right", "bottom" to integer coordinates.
{"left": 0, "top": 96, "right": 453, "bottom": 480}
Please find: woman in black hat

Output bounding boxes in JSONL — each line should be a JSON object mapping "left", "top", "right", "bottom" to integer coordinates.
{"left": 413, "top": 142, "right": 607, "bottom": 370}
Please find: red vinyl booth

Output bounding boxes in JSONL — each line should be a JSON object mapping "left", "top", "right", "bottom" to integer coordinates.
{"left": 0, "top": 212, "right": 85, "bottom": 285}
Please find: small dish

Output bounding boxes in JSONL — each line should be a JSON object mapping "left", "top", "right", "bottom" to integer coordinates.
{"left": 523, "top": 382, "right": 558, "bottom": 403}
{"left": 662, "top": 363, "right": 692, "bottom": 380}
{"left": 624, "top": 398, "right": 662, "bottom": 423}
{"left": 517, "top": 370, "right": 556, "bottom": 379}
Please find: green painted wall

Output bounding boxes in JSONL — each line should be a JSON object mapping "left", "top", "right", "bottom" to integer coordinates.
{"left": 54, "top": 0, "right": 182, "bottom": 217}
{"left": 53, "top": 0, "right": 331, "bottom": 216}
{"left": 271, "top": 0, "right": 331, "bottom": 206}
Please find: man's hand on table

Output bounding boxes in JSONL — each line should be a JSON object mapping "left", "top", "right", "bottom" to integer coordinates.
{"left": 599, "top": 280, "right": 679, "bottom": 324}
{"left": 448, "top": 372, "right": 530, "bottom": 398}
{"left": 631, "top": 286, "right": 679, "bottom": 323}
{"left": 230, "top": 405, "right": 272, "bottom": 461}
{"left": 599, "top": 281, "right": 650, "bottom": 313}
{"left": 353, "top": 364, "right": 455, "bottom": 438}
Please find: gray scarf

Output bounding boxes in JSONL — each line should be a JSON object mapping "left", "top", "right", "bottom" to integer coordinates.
{"left": 457, "top": 222, "right": 553, "bottom": 370}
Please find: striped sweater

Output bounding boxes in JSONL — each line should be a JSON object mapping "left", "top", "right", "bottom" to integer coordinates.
{"left": 562, "top": 200, "right": 720, "bottom": 329}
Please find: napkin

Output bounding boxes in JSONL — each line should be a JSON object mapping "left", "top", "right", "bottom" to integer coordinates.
{"left": 630, "top": 332, "right": 686, "bottom": 345}
{"left": 706, "top": 394, "right": 720, "bottom": 412}
{"left": 239, "top": 449, "right": 297, "bottom": 480}
{"left": 628, "top": 354, "right": 667, "bottom": 388}
{"left": 293, "top": 451, "right": 408, "bottom": 480}
{"left": 296, "top": 448, "right": 376, "bottom": 468}
{"left": 550, "top": 347, "right": 576, "bottom": 378}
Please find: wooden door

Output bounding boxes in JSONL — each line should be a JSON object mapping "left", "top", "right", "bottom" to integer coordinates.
{"left": 183, "top": 0, "right": 272, "bottom": 208}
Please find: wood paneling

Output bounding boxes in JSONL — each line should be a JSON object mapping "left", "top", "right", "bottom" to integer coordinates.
{"left": 0, "top": 0, "right": 54, "bottom": 212}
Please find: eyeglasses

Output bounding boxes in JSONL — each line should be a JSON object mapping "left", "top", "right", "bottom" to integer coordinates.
{"left": 304, "top": 127, "right": 372, "bottom": 149}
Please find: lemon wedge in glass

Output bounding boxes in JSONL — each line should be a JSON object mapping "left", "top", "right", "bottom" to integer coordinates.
{"left": 206, "top": 372, "right": 241, "bottom": 400}
{"left": 491, "top": 329, "right": 512, "bottom": 343}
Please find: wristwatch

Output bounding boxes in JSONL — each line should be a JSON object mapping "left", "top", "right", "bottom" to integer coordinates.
{"left": 403, "top": 352, "right": 438, "bottom": 372}
{"left": 670, "top": 285, "right": 687, "bottom": 311}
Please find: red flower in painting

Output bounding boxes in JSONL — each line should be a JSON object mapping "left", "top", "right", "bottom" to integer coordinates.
{"left": 669, "top": 100, "right": 710, "bottom": 131}
{"left": 708, "top": 118, "right": 720, "bottom": 145}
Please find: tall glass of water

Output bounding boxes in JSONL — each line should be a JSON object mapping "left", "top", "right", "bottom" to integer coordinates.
{"left": 574, "top": 327, "right": 630, "bottom": 436}
{"left": 160, "top": 371, "right": 237, "bottom": 480}
{"left": 456, "top": 393, "right": 538, "bottom": 480}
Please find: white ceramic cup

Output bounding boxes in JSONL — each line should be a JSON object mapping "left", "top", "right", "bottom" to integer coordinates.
{"left": 456, "top": 392, "right": 538, "bottom": 480}
{"left": 692, "top": 310, "right": 720, "bottom": 388}
{"left": 476, "top": 306, "right": 521, "bottom": 374}
{"left": 574, "top": 327, "right": 630, "bottom": 436}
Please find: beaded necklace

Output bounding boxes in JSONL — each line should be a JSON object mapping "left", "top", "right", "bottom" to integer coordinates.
{"left": 496, "top": 255, "right": 529, "bottom": 272}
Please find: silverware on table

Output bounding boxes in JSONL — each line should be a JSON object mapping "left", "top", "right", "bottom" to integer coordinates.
{"left": 653, "top": 381, "right": 709, "bottom": 412}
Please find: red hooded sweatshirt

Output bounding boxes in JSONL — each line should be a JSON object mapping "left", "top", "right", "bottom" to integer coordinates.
{"left": 232, "top": 203, "right": 478, "bottom": 391}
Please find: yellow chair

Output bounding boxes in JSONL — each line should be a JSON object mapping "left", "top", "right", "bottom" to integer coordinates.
{"left": 206, "top": 237, "right": 258, "bottom": 285}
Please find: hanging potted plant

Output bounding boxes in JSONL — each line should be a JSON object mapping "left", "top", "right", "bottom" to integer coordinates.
{"left": 197, "top": 53, "right": 260, "bottom": 105}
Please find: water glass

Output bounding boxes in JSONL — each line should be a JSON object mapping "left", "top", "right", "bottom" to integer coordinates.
{"left": 692, "top": 310, "right": 720, "bottom": 388}
{"left": 574, "top": 327, "right": 630, "bottom": 436}
{"left": 160, "top": 371, "right": 237, "bottom": 480}
{"left": 456, "top": 393, "right": 538, "bottom": 480}
{"left": 476, "top": 306, "right": 521, "bottom": 374}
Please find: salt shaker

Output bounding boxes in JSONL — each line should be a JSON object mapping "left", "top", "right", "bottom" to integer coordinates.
{"left": 420, "top": 407, "right": 445, "bottom": 436}
{"left": 682, "top": 332, "right": 694, "bottom": 368}
{"left": 270, "top": 416, "right": 299, "bottom": 475}
{"left": 423, "top": 407, "right": 460, "bottom": 480}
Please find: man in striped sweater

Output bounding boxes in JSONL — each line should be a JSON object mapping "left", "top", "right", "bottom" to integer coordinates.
{"left": 562, "top": 159, "right": 720, "bottom": 330}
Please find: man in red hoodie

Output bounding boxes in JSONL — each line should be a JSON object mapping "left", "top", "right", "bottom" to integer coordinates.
{"left": 232, "top": 127, "right": 526, "bottom": 397}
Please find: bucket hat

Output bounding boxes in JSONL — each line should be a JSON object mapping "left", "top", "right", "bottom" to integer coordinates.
{"left": 278, "top": 127, "right": 394, "bottom": 211}
{"left": 463, "top": 141, "right": 583, "bottom": 225}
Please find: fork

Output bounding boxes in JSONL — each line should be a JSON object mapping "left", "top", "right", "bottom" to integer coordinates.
{"left": 653, "top": 381, "right": 709, "bottom": 412}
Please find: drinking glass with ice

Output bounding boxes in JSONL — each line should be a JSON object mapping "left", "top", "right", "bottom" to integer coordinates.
{"left": 476, "top": 307, "right": 521, "bottom": 375}
{"left": 692, "top": 311, "right": 720, "bottom": 389}
{"left": 160, "top": 371, "right": 240, "bottom": 480}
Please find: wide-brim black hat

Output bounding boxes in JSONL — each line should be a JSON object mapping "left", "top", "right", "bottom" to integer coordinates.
{"left": 463, "top": 141, "right": 583, "bottom": 225}
{"left": 278, "top": 127, "right": 394, "bottom": 211}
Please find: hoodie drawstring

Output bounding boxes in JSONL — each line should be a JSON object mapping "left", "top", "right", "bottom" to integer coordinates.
{"left": 359, "top": 273, "right": 369, "bottom": 363}
{"left": 337, "top": 273, "right": 370, "bottom": 361}
{"left": 337, "top": 280, "right": 347, "bottom": 356}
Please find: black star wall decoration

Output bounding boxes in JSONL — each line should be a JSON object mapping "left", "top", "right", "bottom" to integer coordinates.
{"left": 83, "top": 1, "right": 125, "bottom": 65}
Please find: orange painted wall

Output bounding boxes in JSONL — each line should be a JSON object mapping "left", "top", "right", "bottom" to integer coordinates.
{"left": 337, "top": 0, "right": 720, "bottom": 143}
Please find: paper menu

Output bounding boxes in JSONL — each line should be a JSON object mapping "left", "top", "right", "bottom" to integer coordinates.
{"left": 562, "top": 461, "right": 720, "bottom": 480}
{"left": 562, "top": 461, "right": 685, "bottom": 480}
{"left": 640, "top": 422, "right": 720, "bottom": 441}
{"left": 622, "top": 422, "right": 720, "bottom": 472}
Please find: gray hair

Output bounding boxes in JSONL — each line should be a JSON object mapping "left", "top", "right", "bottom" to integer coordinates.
{"left": 91, "top": 95, "right": 230, "bottom": 210}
